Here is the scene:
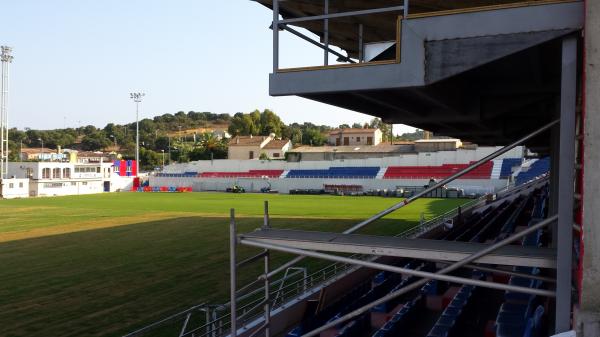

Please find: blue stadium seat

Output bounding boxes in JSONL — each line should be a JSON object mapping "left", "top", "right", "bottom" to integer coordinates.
{"left": 516, "top": 158, "right": 550, "bottom": 185}
{"left": 500, "top": 158, "right": 523, "bottom": 179}
{"left": 287, "top": 167, "right": 380, "bottom": 179}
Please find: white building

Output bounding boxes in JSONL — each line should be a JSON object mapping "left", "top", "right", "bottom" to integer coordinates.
{"left": 0, "top": 178, "right": 30, "bottom": 199}
{"left": 228, "top": 134, "right": 292, "bottom": 160}
{"left": 4, "top": 161, "right": 133, "bottom": 197}
{"left": 327, "top": 128, "right": 383, "bottom": 146}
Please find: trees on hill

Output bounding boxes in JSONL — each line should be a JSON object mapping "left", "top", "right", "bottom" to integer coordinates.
{"left": 8, "top": 109, "right": 402, "bottom": 168}
{"left": 227, "top": 109, "right": 285, "bottom": 137}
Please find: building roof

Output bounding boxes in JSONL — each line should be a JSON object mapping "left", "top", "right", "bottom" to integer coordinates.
{"left": 414, "top": 138, "right": 461, "bottom": 143}
{"left": 263, "top": 139, "right": 291, "bottom": 149}
{"left": 328, "top": 128, "right": 379, "bottom": 136}
{"left": 228, "top": 135, "right": 291, "bottom": 149}
{"left": 229, "top": 136, "right": 268, "bottom": 146}
{"left": 290, "top": 144, "right": 414, "bottom": 154}
{"left": 76, "top": 151, "right": 109, "bottom": 157}
{"left": 20, "top": 148, "right": 55, "bottom": 154}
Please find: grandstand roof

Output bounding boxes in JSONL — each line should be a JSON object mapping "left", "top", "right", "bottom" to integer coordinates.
{"left": 256, "top": 0, "right": 541, "bottom": 58}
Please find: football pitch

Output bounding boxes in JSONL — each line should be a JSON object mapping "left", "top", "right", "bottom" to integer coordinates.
{"left": 0, "top": 192, "right": 467, "bottom": 337}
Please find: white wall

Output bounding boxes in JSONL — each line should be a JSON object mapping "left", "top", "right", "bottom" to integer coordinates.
{"left": 109, "top": 176, "right": 134, "bottom": 192}
{"left": 150, "top": 176, "right": 506, "bottom": 195}
{"left": 161, "top": 146, "right": 523, "bottom": 174}
{"left": 30, "top": 179, "right": 105, "bottom": 197}
{"left": 0, "top": 178, "right": 30, "bottom": 199}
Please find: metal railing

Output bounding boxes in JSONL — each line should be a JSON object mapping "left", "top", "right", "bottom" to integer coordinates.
{"left": 123, "top": 195, "right": 473, "bottom": 337}
{"left": 272, "top": 0, "right": 406, "bottom": 71}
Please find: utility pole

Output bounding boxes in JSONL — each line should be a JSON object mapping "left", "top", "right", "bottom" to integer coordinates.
{"left": 1, "top": 46, "right": 13, "bottom": 179}
{"left": 129, "top": 92, "right": 145, "bottom": 174}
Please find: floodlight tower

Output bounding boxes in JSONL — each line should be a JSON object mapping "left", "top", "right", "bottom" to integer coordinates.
{"left": 0, "top": 46, "right": 13, "bottom": 180}
{"left": 129, "top": 92, "right": 145, "bottom": 174}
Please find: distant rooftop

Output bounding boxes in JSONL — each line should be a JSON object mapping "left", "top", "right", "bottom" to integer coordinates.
{"left": 328, "top": 128, "right": 379, "bottom": 135}
{"left": 291, "top": 144, "right": 414, "bottom": 154}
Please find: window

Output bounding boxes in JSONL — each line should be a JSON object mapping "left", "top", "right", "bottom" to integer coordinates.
{"left": 343, "top": 137, "right": 349, "bottom": 146}
{"left": 43, "top": 183, "right": 63, "bottom": 188}
{"left": 356, "top": 137, "right": 361, "bottom": 142}
{"left": 249, "top": 151, "right": 254, "bottom": 159}
{"left": 71, "top": 182, "right": 76, "bottom": 186}
{"left": 273, "top": 153, "right": 280, "bottom": 158}
{"left": 96, "top": 167, "right": 101, "bottom": 173}
{"left": 19, "top": 182, "right": 23, "bottom": 188}
{"left": 9, "top": 183, "right": 14, "bottom": 188}
{"left": 367, "top": 137, "right": 373, "bottom": 145}
{"left": 336, "top": 138, "right": 341, "bottom": 146}
{"left": 42, "top": 168, "right": 51, "bottom": 179}
{"left": 52, "top": 168, "right": 61, "bottom": 179}
{"left": 114, "top": 165, "right": 120, "bottom": 173}
{"left": 26, "top": 168, "right": 33, "bottom": 178}
{"left": 63, "top": 168, "right": 71, "bottom": 179}
{"left": 82, "top": 182, "right": 88, "bottom": 186}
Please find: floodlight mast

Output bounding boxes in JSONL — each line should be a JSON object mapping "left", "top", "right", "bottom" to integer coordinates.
{"left": 129, "top": 92, "right": 145, "bottom": 175}
{"left": 0, "top": 46, "right": 13, "bottom": 180}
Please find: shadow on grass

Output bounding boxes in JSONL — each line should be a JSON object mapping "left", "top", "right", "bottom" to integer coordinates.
{"left": 0, "top": 214, "right": 419, "bottom": 337}
{"left": 0, "top": 198, "right": 468, "bottom": 337}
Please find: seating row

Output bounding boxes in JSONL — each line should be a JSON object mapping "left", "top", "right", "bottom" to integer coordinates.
{"left": 383, "top": 162, "right": 493, "bottom": 179}
{"left": 515, "top": 158, "right": 550, "bottom": 186}
{"left": 286, "top": 167, "right": 380, "bottom": 179}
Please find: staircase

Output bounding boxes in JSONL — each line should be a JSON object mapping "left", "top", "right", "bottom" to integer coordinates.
{"left": 376, "top": 167, "right": 387, "bottom": 179}
{"left": 491, "top": 159, "right": 503, "bottom": 179}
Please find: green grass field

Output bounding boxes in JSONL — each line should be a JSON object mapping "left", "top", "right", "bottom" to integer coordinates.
{"left": 0, "top": 192, "right": 466, "bottom": 337}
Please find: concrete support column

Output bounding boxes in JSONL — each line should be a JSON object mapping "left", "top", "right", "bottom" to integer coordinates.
{"left": 579, "top": 0, "right": 600, "bottom": 335}
{"left": 556, "top": 35, "right": 577, "bottom": 334}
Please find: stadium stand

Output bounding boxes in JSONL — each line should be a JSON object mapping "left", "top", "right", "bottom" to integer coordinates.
{"left": 499, "top": 159, "right": 523, "bottom": 179}
{"left": 286, "top": 167, "right": 380, "bottom": 179}
{"left": 155, "top": 172, "right": 199, "bottom": 178}
{"left": 282, "top": 184, "right": 549, "bottom": 337}
{"left": 515, "top": 158, "right": 550, "bottom": 186}
{"left": 383, "top": 162, "right": 493, "bottom": 180}
{"left": 199, "top": 170, "right": 284, "bottom": 178}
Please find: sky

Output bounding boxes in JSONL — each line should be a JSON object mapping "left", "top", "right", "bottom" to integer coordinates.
{"left": 2, "top": 0, "right": 415, "bottom": 134}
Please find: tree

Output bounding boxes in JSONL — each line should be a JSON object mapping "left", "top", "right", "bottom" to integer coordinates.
{"left": 338, "top": 124, "right": 350, "bottom": 129}
{"left": 352, "top": 123, "right": 363, "bottom": 129}
{"left": 81, "top": 132, "right": 111, "bottom": 151}
{"left": 228, "top": 112, "right": 259, "bottom": 136}
{"left": 303, "top": 128, "right": 327, "bottom": 146}
{"left": 139, "top": 147, "right": 162, "bottom": 170}
{"left": 259, "top": 152, "right": 269, "bottom": 160}
{"left": 259, "top": 109, "right": 285, "bottom": 136}
{"left": 369, "top": 118, "right": 392, "bottom": 142}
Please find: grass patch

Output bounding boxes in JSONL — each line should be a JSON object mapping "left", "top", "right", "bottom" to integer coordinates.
{"left": 0, "top": 192, "right": 466, "bottom": 337}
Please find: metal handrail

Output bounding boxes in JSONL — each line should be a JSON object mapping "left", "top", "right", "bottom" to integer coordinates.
{"left": 124, "top": 197, "right": 468, "bottom": 337}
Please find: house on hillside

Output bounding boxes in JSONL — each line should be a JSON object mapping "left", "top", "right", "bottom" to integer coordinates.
{"left": 20, "top": 148, "right": 67, "bottom": 162}
{"left": 414, "top": 139, "right": 462, "bottom": 152}
{"left": 228, "top": 134, "right": 292, "bottom": 160}
{"left": 327, "top": 128, "right": 382, "bottom": 146}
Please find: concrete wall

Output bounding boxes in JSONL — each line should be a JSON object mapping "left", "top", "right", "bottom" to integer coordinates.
{"left": 579, "top": 0, "right": 600, "bottom": 334}
{"left": 109, "top": 176, "right": 134, "bottom": 192}
{"left": 30, "top": 179, "right": 105, "bottom": 197}
{"left": 228, "top": 145, "right": 261, "bottom": 160}
{"left": 150, "top": 176, "right": 505, "bottom": 195}
{"left": 0, "top": 178, "right": 30, "bottom": 199}
{"left": 327, "top": 129, "right": 382, "bottom": 146}
{"left": 161, "top": 146, "right": 523, "bottom": 174}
